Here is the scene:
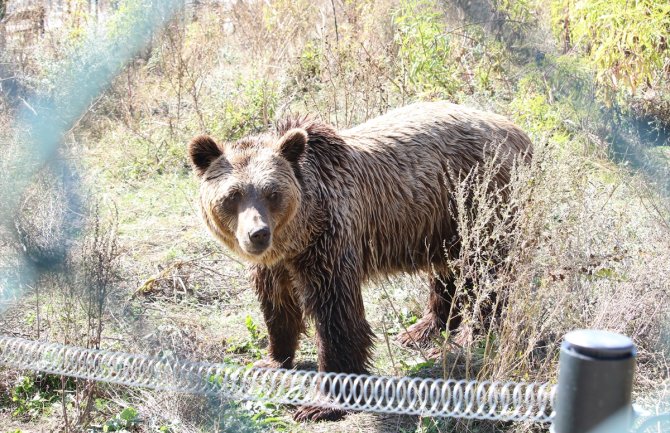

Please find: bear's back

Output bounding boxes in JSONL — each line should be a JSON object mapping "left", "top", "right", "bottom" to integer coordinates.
{"left": 342, "top": 101, "right": 530, "bottom": 157}
{"left": 330, "top": 102, "right": 532, "bottom": 276}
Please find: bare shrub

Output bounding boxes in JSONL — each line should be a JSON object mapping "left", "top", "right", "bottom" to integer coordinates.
{"left": 44, "top": 202, "right": 120, "bottom": 429}
{"left": 228, "top": 0, "right": 320, "bottom": 64}
{"left": 2, "top": 194, "right": 122, "bottom": 428}
{"left": 436, "top": 139, "right": 670, "bottom": 399}
{"left": 287, "top": 0, "right": 400, "bottom": 127}
{"left": 12, "top": 159, "right": 83, "bottom": 270}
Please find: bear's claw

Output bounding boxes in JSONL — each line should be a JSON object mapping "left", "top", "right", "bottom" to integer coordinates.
{"left": 293, "top": 405, "right": 348, "bottom": 422}
{"left": 396, "top": 314, "right": 441, "bottom": 348}
{"left": 252, "top": 358, "right": 287, "bottom": 369}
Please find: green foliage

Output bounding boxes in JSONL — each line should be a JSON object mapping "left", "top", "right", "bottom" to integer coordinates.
{"left": 213, "top": 401, "right": 291, "bottom": 433}
{"left": 104, "top": 129, "right": 191, "bottom": 181}
{"left": 491, "top": 0, "right": 539, "bottom": 43}
{"left": 106, "top": 0, "right": 176, "bottom": 45}
{"left": 471, "top": 38, "right": 508, "bottom": 95}
{"left": 393, "top": 0, "right": 461, "bottom": 97}
{"left": 299, "top": 42, "right": 323, "bottom": 80}
{"left": 207, "top": 77, "right": 279, "bottom": 141}
{"left": 511, "top": 75, "right": 562, "bottom": 133}
{"left": 399, "top": 307, "right": 419, "bottom": 328}
{"left": 241, "top": 401, "right": 293, "bottom": 431}
{"left": 103, "top": 406, "right": 141, "bottom": 432}
{"left": 9, "top": 375, "right": 62, "bottom": 419}
{"left": 245, "top": 315, "right": 261, "bottom": 342}
{"left": 225, "top": 315, "right": 265, "bottom": 360}
{"left": 494, "top": 0, "right": 535, "bottom": 25}
{"left": 415, "top": 417, "right": 452, "bottom": 433}
{"left": 61, "top": 0, "right": 94, "bottom": 41}
{"left": 294, "top": 41, "right": 324, "bottom": 91}
{"left": 510, "top": 54, "right": 601, "bottom": 152}
{"left": 400, "top": 359, "right": 436, "bottom": 376}
{"left": 552, "top": 0, "right": 670, "bottom": 101}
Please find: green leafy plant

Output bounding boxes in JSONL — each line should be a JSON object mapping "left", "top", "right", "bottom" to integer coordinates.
{"left": 399, "top": 307, "right": 419, "bottom": 328}
{"left": 103, "top": 406, "right": 141, "bottom": 432}
{"left": 552, "top": 0, "right": 670, "bottom": 101}
{"left": 10, "top": 374, "right": 62, "bottom": 419}
{"left": 393, "top": 0, "right": 461, "bottom": 97}
{"left": 400, "top": 359, "right": 436, "bottom": 376}
{"left": 225, "top": 315, "right": 265, "bottom": 360}
{"left": 493, "top": 0, "right": 536, "bottom": 36}
{"left": 208, "top": 77, "right": 279, "bottom": 141}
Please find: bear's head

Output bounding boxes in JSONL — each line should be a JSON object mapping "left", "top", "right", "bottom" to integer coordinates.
{"left": 188, "top": 128, "right": 307, "bottom": 265}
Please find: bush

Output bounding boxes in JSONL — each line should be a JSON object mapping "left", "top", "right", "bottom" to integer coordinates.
{"left": 552, "top": 0, "right": 670, "bottom": 108}
{"left": 393, "top": 0, "right": 462, "bottom": 98}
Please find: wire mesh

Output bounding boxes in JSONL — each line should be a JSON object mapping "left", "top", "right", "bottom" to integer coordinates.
{"left": 0, "top": 335, "right": 555, "bottom": 422}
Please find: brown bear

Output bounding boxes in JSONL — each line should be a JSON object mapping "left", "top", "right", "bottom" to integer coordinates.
{"left": 188, "top": 101, "right": 532, "bottom": 421}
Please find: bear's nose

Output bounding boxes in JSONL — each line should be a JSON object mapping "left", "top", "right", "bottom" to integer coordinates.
{"left": 248, "top": 226, "right": 270, "bottom": 246}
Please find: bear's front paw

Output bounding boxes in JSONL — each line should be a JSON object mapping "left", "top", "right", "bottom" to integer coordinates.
{"left": 252, "top": 358, "right": 289, "bottom": 369}
{"left": 293, "top": 405, "right": 347, "bottom": 422}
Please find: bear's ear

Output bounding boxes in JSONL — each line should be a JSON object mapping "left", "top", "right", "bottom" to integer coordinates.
{"left": 188, "top": 135, "right": 223, "bottom": 176}
{"left": 275, "top": 128, "right": 307, "bottom": 163}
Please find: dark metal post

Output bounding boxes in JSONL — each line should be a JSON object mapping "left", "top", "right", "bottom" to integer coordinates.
{"left": 552, "top": 329, "right": 636, "bottom": 433}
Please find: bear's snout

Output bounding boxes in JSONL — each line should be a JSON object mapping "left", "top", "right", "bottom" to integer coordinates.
{"left": 248, "top": 226, "right": 271, "bottom": 250}
{"left": 236, "top": 205, "right": 273, "bottom": 256}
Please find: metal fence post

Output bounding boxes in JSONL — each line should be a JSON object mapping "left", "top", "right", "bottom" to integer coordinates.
{"left": 552, "top": 329, "right": 636, "bottom": 433}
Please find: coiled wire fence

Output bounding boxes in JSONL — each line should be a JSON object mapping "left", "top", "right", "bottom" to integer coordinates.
{"left": 0, "top": 335, "right": 555, "bottom": 423}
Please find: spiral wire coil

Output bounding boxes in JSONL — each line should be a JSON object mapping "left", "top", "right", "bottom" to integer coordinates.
{"left": 0, "top": 335, "right": 555, "bottom": 422}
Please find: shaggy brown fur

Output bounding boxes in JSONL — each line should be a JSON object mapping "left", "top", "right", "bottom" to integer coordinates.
{"left": 188, "top": 101, "right": 532, "bottom": 421}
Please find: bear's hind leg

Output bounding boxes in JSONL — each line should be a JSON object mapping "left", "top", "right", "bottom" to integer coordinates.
{"left": 252, "top": 265, "right": 305, "bottom": 369}
{"left": 397, "top": 273, "right": 462, "bottom": 348}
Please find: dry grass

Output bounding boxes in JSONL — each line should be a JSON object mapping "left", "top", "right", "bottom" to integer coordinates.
{"left": 441, "top": 141, "right": 670, "bottom": 386}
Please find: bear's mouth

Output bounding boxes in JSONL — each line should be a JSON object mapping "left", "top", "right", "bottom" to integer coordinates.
{"left": 243, "top": 244, "right": 270, "bottom": 256}
{"left": 238, "top": 236, "right": 272, "bottom": 257}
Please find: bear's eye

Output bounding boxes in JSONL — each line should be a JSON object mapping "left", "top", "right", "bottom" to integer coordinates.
{"left": 266, "top": 191, "right": 282, "bottom": 204}
{"left": 223, "top": 191, "right": 241, "bottom": 210}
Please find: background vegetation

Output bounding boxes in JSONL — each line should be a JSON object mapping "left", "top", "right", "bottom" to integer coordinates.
{"left": 0, "top": 0, "right": 669, "bottom": 432}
